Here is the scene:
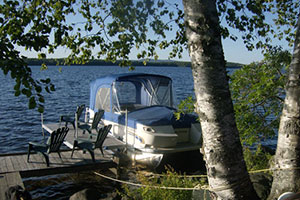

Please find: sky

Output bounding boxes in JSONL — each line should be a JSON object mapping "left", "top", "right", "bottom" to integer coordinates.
{"left": 16, "top": 0, "right": 294, "bottom": 65}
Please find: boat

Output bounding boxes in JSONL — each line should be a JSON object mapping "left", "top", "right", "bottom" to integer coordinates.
{"left": 87, "top": 73, "right": 203, "bottom": 169}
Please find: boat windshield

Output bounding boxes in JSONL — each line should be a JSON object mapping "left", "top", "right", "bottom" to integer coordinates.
{"left": 112, "top": 76, "right": 173, "bottom": 113}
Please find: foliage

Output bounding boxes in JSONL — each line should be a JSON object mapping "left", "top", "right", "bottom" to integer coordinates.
{"left": 243, "top": 145, "right": 273, "bottom": 172}
{"left": 118, "top": 167, "right": 203, "bottom": 200}
{"left": 0, "top": 0, "right": 298, "bottom": 113}
{"left": 175, "top": 96, "right": 195, "bottom": 120}
{"left": 217, "top": 0, "right": 299, "bottom": 50}
{"left": 0, "top": 42, "right": 54, "bottom": 113}
{"left": 0, "top": 0, "right": 69, "bottom": 112}
{"left": 175, "top": 48, "right": 291, "bottom": 146}
{"left": 230, "top": 48, "right": 292, "bottom": 145}
{"left": 0, "top": 0, "right": 185, "bottom": 112}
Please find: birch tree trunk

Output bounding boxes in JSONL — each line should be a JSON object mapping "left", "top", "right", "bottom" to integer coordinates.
{"left": 268, "top": 11, "right": 300, "bottom": 200}
{"left": 182, "top": 0, "right": 259, "bottom": 199}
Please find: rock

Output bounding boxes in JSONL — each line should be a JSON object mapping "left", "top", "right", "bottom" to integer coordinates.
{"left": 250, "top": 172, "right": 273, "bottom": 200}
{"left": 69, "top": 188, "right": 103, "bottom": 200}
{"left": 101, "top": 191, "right": 119, "bottom": 200}
{"left": 5, "top": 185, "right": 32, "bottom": 200}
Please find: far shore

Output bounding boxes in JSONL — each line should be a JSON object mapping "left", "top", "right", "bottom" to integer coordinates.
{"left": 26, "top": 58, "right": 243, "bottom": 68}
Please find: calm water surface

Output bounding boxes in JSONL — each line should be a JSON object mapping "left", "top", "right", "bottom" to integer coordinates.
{"left": 0, "top": 65, "right": 195, "bottom": 200}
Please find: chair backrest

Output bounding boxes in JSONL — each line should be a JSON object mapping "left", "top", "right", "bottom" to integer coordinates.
{"left": 91, "top": 110, "right": 104, "bottom": 130}
{"left": 48, "top": 127, "right": 69, "bottom": 153}
{"left": 94, "top": 124, "right": 112, "bottom": 149}
{"left": 76, "top": 104, "right": 85, "bottom": 121}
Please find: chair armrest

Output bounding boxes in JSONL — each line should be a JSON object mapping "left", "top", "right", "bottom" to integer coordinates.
{"left": 60, "top": 114, "right": 74, "bottom": 121}
{"left": 28, "top": 142, "right": 48, "bottom": 147}
{"left": 76, "top": 137, "right": 96, "bottom": 143}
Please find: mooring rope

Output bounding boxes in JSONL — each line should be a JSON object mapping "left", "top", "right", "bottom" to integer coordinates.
{"left": 93, "top": 166, "right": 300, "bottom": 192}
{"left": 93, "top": 171, "right": 257, "bottom": 192}
{"left": 93, "top": 171, "right": 207, "bottom": 191}
{"left": 143, "top": 166, "right": 300, "bottom": 178}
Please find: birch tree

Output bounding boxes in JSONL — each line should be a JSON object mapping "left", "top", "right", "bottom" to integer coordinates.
{"left": 268, "top": 10, "right": 300, "bottom": 199}
{"left": 182, "top": 0, "right": 259, "bottom": 199}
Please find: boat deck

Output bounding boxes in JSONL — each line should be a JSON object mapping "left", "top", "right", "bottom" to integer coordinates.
{"left": 42, "top": 123, "right": 201, "bottom": 154}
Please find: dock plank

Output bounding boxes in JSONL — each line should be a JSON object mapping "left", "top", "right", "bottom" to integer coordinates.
{"left": 18, "top": 154, "right": 31, "bottom": 171}
{"left": 10, "top": 156, "right": 22, "bottom": 171}
{"left": 0, "top": 174, "right": 7, "bottom": 200}
{"left": 14, "top": 154, "right": 26, "bottom": 170}
{"left": 0, "top": 157, "right": 8, "bottom": 174}
{"left": 5, "top": 157, "right": 15, "bottom": 173}
{"left": 5, "top": 172, "right": 24, "bottom": 187}
{"left": 29, "top": 153, "right": 46, "bottom": 169}
{"left": 22, "top": 153, "right": 37, "bottom": 170}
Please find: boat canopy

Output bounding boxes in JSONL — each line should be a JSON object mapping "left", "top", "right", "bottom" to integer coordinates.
{"left": 90, "top": 73, "right": 174, "bottom": 113}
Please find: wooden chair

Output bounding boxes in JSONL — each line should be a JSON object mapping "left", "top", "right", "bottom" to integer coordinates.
{"left": 78, "top": 110, "right": 104, "bottom": 135}
{"left": 60, "top": 104, "right": 85, "bottom": 129}
{"left": 71, "top": 125, "right": 112, "bottom": 162}
{"left": 27, "top": 127, "right": 69, "bottom": 167}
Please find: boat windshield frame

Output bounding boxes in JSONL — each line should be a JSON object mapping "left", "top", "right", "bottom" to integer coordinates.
{"left": 111, "top": 75, "right": 174, "bottom": 113}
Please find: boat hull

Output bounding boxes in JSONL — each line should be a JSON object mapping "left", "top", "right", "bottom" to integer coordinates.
{"left": 122, "top": 148, "right": 205, "bottom": 172}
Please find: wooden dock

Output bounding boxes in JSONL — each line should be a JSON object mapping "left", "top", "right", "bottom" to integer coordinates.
{"left": 0, "top": 123, "right": 126, "bottom": 200}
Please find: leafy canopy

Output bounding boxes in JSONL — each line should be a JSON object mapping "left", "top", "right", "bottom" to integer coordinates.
{"left": 0, "top": 0, "right": 298, "bottom": 112}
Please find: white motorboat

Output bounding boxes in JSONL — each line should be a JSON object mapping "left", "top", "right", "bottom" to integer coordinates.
{"left": 88, "top": 73, "right": 202, "bottom": 169}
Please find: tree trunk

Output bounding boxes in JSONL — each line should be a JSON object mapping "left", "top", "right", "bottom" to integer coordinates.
{"left": 268, "top": 11, "right": 300, "bottom": 200}
{"left": 182, "top": 0, "right": 259, "bottom": 199}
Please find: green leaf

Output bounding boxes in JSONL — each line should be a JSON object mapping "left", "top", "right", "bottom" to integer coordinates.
{"left": 35, "top": 85, "right": 42, "bottom": 93}
{"left": 50, "top": 84, "right": 55, "bottom": 91}
{"left": 38, "top": 96, "right": 45, "bottom": 103}
{"left": 15, "top": 90, "right": 21, "bottom": 96}
{"left": 29, "top": 97, "right": 36, "bottom": 109}
{"left": 38, "top": 104, "right": 44, "bottom": 113}
{"left": 38, "top": 53, "right": 46, "bottom": 59}
{"left": 45, "top": 86, "right": 50, "bottom": 93}
{"left": 41, "top": 63, "right": 48, "bottom": 70}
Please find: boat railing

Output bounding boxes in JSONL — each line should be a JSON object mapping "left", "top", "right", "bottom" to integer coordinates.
{"left": 85, "top": 107, "right": 95, "bottom": 124}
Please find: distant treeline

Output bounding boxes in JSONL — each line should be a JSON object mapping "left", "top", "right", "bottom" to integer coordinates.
{"left": 25, "top": 58, "right": 243, "bottom": 68}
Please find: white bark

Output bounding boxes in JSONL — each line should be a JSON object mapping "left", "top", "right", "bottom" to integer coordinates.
{"left": 182, "top": 0, "right": 259, "bottom": 199}
{"left": 268, "top": 10, "right": 300, "bottom": 200}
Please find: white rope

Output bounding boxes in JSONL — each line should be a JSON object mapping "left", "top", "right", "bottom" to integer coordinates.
{"left": 94, "top": 166, "right": 300, "bottom": 192}
{"left": 93, "top": 171, "right": 207, "bottom": 191}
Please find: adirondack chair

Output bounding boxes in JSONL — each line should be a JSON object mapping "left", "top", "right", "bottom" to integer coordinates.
{"left": 71, "top": 124, "right": 112, "bottom": 162}
{"left": 78, "top": 110, "right": 104, "bottom": 135}
{"left": 27, "top": 127, "right": 69, "bottom": 167}
{"left": 60, "top": 104, "right": 85, "bottom": 129}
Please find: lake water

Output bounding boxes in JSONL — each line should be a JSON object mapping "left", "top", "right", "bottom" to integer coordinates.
{"left": 0, "top": 65, "right": 197, "bottom": 200}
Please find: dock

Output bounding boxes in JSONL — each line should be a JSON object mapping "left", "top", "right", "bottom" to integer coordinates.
{"left": 0, "top": 123, "right": 126, "bottom": 199}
